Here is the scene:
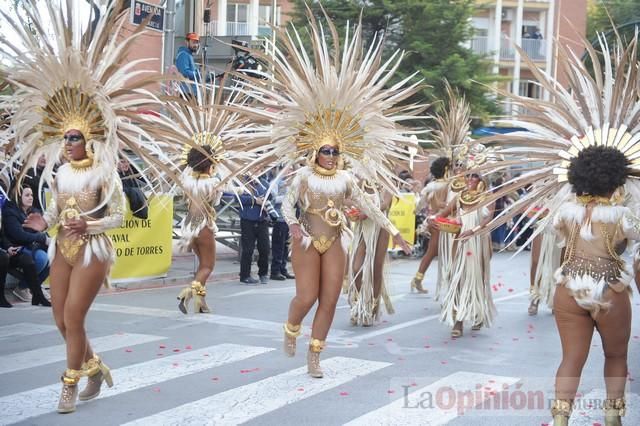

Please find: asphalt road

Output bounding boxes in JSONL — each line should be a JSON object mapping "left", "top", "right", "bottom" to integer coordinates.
{"left": 1, "top": 251, "right": 639, "bottom": 425}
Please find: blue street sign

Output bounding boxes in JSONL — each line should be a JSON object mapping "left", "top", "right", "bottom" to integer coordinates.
{"left": 131, "top": 0, "right": 165, "bottom": 32}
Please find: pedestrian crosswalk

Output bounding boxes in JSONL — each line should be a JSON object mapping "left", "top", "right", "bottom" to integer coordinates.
{"left": 1, "top": 320, "right": 637, "bottom": 426}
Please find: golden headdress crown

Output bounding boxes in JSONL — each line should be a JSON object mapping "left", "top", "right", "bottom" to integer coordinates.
{"left": 39, "top": 86, "right": 104, "bottom": 143}
{"left": 181, "top": 131, "right": 225, "bottom": 165}
{"left": 297, "top": 107, "right": 364, "bottom": 156}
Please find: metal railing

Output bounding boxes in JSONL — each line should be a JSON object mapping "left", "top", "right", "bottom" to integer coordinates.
{"left": 469, "top": 36, "right": 546, "bottom": 61}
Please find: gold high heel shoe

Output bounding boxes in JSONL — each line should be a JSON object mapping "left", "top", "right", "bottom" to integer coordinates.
{"left": 57, "top": 368, "right": 82, "bottom": 414}
{"left": 177, "top": 284, "right": 193, "bottom": 314}
{"left": 307, "top": 338, "right": 325, "bottom": 378}
{"left": 604, "top": 398, "right": 625, "bottom": 426}
{"left": 528, "top": 299, "right": 539, "bottom": 316}
{"left": 551, "top": 399, "right": 572, "bottom": 426}
{"left": 410, "top": 272, "right": 428, "bottom": 294}
{"left": 283, "top": 322, "right": 301, "bottom": 357}
{"left": 79, "top": 354, "right": 113, "bottom": 401}
{"left": 191, "top": 281, "right": 210, "bottom": 313}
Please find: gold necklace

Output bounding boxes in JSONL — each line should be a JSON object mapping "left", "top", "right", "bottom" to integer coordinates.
{"left": 192, "top": 171, "right": 211, "bottom": 179}
{"left": 459, "top": 189, "right": 484, "bottom": 207}
{"left": 450, "top": 177, "right": 465, "bottom": 192}
{"left": 312, "top": 164, "right": 337, "bottom": 178}
{"left": 70, "top": 158, "right": 93, "bottom": 170}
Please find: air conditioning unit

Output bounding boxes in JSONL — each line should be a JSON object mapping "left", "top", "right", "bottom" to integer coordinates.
{"left": 501, "top": 9, "right": 514, "bottom": 22}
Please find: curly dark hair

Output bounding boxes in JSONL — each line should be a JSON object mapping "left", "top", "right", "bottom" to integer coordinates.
{"left": 187, "top": 145, "right": 214, "bottom": 173}
{"left": 567, "top": 145, "right": 629, "bottom": 196}
{"left": 430, "top": 156, "right": 450, "bottom": 179}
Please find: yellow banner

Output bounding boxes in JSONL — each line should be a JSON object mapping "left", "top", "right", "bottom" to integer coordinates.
{"left": 388, "top": 193, "right": 416, "bottom": 249}
{"left": 109, "top": 195, "right": 173, "bottom": 282}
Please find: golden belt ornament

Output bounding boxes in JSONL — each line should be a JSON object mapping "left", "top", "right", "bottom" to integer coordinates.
{"left": 58, "top": 197, "right": 88, "bottom": 262}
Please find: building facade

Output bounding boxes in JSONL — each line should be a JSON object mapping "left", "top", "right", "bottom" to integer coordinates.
{"left": 471, "top": 0, "right": 588, "bottom": 114}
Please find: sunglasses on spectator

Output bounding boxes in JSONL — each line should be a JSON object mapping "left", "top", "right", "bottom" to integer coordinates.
{"left": 318, "top": 148, "right": 340, "bottom": 157}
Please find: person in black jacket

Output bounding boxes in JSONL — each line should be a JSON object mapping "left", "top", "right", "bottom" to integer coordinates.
{"left": 0, "top": 212, "right": 50, "bottom": 307}
{"left": 2, "top": 185, "right": 50, "bottom": 301}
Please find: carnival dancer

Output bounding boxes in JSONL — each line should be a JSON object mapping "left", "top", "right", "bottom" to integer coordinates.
{"left": 468, "top": 35, "right": 640, "bottom": 426}
{"left": 234, "top": 10, "right": 424, "bottom": 377}
{"left": 147, "top": 80, "right": 255, "bottom": 314}
{"left": 0, "top": 1, "right": 182, "bottom": 413}
{"left": 434, "top": 151, "right": 496, "bottom": 337}
{"left": 411, "top": 85, "right": 470, "bottom": 297}
{"left": 346, "top": 180, "right": 394, "bottom": 327}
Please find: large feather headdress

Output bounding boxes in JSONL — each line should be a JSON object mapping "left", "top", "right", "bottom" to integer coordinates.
{"left": 471, "top": 33, "right": 640, "bottom": 239}
{"left": 234, "top": 8, "right": 428, "bottom": 190}
{"left": 432, "top": 82, "right": 472, "bottom": 166}
{"left": 0, "top": 0, "right": 173, "bottom": 193}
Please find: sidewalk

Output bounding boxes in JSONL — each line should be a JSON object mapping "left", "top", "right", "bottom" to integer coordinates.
{"left": 108, "top": 241, "right": 241, "bottom": 291}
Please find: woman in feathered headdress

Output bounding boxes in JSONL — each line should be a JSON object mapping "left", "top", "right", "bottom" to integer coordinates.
{"left": 470, "top": 34, "right": 640, "bottom": 425}
{"left": 412, "top": 83, "right": 470, "bottom": 297}
{"left": 430, "top": 143, "right": 497, "bottom": 338}
{"left": 0, "top": 1, "right": 181, "bottom": 413}
{"left": 145, "top": 81, "right": 256, "bottom": 315}
{"left": 235, "top": 10, "right": 423, "bottom": 377}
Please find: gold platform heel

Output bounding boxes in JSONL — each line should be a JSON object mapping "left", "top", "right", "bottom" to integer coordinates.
{"left": 410, "top": 272, "right": 428, "bottom": 294}
{"left": 177, "top": 284, "right": 193, "bottom": 314}
{"left": 551, "top": 399, "right": 572, "bottom": 426}
{"left": 57, "top": 368, "right": 82, "bottom": 414}
{"left": 307, "top": 338, "right": 325, "bottom": 378}
{"left": 604, "top": 397, "right": 625, "bottom": 426}
{"left": 79, "top": 354, "right": 113, "bottom": 401}
{"left": 283, "top": 322, "right": 301, "bottom": 357}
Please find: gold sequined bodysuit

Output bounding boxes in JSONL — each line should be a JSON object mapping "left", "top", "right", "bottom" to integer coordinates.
{"left": 44, "top": 164, "right": 126, "bottom": 266}
{"left": 282, "top": 166, "right": 399, "bottom": 255}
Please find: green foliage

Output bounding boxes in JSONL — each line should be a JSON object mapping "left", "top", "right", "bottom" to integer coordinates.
{"left": 287, "top": 0, "right": 500, "bottom": 123}
{"left": 588, "top": 0, "right": 640, "bottom": 40}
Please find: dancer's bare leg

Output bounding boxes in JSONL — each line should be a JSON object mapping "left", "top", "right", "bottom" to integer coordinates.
{"left": 529, "top": 235, "right": 542, "bottom": 314}
{"left": 287, "top": 240, "right": 321, "bottom": 326}
{"left": 193, "top": 227, "right": 215, "bottom": 284}
{"left": 311, "top": 242, "right": 346, "bottom": 340}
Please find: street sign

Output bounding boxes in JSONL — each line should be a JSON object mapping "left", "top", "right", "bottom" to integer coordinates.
{"left": 130, "top": 0, "right": 165, "bottom": 32}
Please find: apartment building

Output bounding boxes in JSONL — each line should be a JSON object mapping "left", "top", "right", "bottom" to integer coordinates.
{"left": 471, "top": 0, "right": 588, "bottom": 114}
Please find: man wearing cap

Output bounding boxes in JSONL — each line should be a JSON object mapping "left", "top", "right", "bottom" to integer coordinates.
{"left": 175, "top": 32, "right": 209, "bottom": 96}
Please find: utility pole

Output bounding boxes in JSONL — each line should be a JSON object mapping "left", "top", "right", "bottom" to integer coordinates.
{"left": 162, "top": 0, "right": 176, "bottom": 75}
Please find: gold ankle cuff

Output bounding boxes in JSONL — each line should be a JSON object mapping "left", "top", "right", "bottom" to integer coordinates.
{"left": 283, "top": 323, "right": 301, "bottom": 338}
{"left": 82, "top": 355, "right": 102, "bottom": 377}
{"left": 604, "top": 398, "right": 626, "bottom": 416}
{"left": 309, "top": 338, "right": 325, "bottom": 353}
{"left": 191, "top": 281, "right": 206, "bottom": 296}
{"left": 550, "top": 399, "right": 573, "bottom": 417}
{"left": 414, "top": 272, "right": 424, "bottom": 281}
{"left": 61, "top": 369, "right": 83, "bottom": 385}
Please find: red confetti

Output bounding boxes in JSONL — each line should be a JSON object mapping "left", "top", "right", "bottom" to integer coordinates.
{"left": 488, "top": 380, "right": 495, "bottom": 383}
{"left": 159, "top": 345, "right": 166, "bottom": 349}
{"left": 382, "top": 320, "right": 388, "bottom": 324}
{"left": 156, "top": 353, "right": 163, "bottom": 356}
{"left": 466, "top": 251, "right": 473, "bottom": 256}
{"left": 172, "top": 363, "right": 179, "bottom": 367}
{"left": 424, "top": 345, "right": 431, "bottom": 349}
{"left": 152, "top": 387, "right": 161, "bottom": 393}
{"left": 185, "top": 345, "right": 193, "bottom": 350}
{"left": 340, "top": 392, "right": 349, "bottom": 396}
{"left": 211, "top": 377, "right": 219, "bottom": 381}
{"left": 410, "top": 383, "right": 418, "bottom": 387}
{"left": 397, "top": 357, "right": 405, "bottom": 361}
{"left": 368, "top": 342, "right": 376, "bottom": 346}
{"left": 441, "top": 361, "right": 448, "bottom": 364}
{"left": 512, "top": 338, "right": 519, "bottom": 341}
{"left": 633, "top": 336, "right": 639, "bottom": 339}
{"left": 125, "top": 348, "right": 133, "bottom": 353}
{"left": 529, "top": 336, "right": 535, "bottom": 340}
{"left": 297, "top": 388, "right": 304, "bottom": 392}
{"left": 203, "top": 354, "right": 210, "bottom": 357}
{"left": 386, "top": 338, "right": 393, "bottom": 342}
{"left": 387, "top": 390, "right": 395, "bottom": 394}
{"left": 508, "top": 288, "right": 514, "bottom": 292}
{"left": 173, "top": 349, "right": 181, "bottom": 352}
{"left": 593, "top": 423, "right": 602, "bottom": 426}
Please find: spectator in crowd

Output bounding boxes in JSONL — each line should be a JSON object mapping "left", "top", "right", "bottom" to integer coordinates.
{"left": 491, "top": 177, "right": 509, "bottom": 250}
{"left": 238, "top": 175, "right": 271, "bottom": 284}
{"left": 118, "top": 155, "right": 148, "bottom": 219}
{"left": 22, "top": 154, "right": 47, "bottom": 211}
{"left": 0, "top": 207, "right": 50, "bottom": 307}
{"left": 269, "top": 173, "right": 294, "bottom": 281}
{"left": 175, "top": 32, "right": 211, "bottom": 97}
{"left": 3, "top": 185, "right": 50, "bottom": 302}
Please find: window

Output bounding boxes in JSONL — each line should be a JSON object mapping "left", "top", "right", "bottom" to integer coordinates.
{"left": 258, "top": 5, "right": 281, "bottom": 26}
{"left": 519, "top": 81, "right": 542, "bottom": 99}
{"left": 227, "top": 3, "right": 248, "bottom": 23}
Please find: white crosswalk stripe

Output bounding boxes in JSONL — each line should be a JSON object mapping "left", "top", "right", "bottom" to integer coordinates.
{"left": 0, "top": 343, "right": 274, "bottom": 426}
{"left": 345, "top": 372, "right": 520, "bottom": 426}
{"left": 0, "top": 333, "right": 165, "bottom": 375}
{"left": 0, "top": 323, "right": 58, "bottom": 340}
{"left": 122, "top": 356, "right": 392, "bottom": 426}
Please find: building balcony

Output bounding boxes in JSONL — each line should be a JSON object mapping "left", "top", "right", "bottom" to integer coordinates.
{"left": 470, "top": 36, "right": 546, "bottom": 61}
{"left": 204, "top": 21, "right": 274, "bottom": 37}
